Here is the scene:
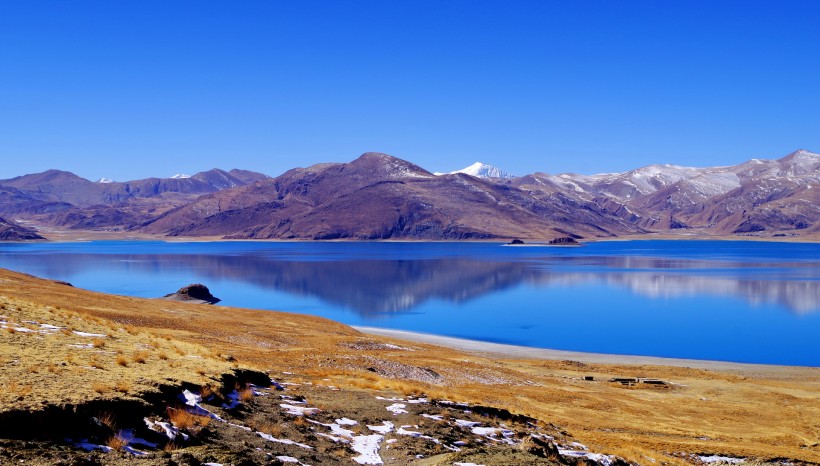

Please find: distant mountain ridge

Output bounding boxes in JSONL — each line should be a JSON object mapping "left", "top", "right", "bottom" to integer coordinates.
{"left": 0, "top": 168, "right": 269, "bottom": 233}
{"left": 0, "top": 149, "right": 816, "bottom": 241}
{"left": 139, "top": 152, "right": 639, "bottom": 240}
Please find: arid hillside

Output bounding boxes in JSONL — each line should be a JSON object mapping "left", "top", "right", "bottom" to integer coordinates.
{"left": 1, "top": 268, "right": 818, "bottom": 465}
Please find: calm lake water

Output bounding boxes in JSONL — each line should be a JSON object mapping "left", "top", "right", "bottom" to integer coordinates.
{"left": 1, "top": 240, "right": 818, "bottom": 366}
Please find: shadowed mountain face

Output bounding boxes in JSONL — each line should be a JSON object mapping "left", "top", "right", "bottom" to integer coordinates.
{"left": 0, "top": 217, "right": 44, "bottom": 240}
{"left": 0, "top": 169, "right": 269, "bottom": 232}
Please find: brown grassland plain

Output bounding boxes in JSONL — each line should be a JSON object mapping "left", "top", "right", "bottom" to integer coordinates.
{"left": 1, "top": 267, "right": 819, "bottom": 464}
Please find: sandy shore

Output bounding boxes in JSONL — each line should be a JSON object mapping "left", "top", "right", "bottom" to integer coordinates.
{"left": 354, "top": 326, "right": 819, "bottom": 376}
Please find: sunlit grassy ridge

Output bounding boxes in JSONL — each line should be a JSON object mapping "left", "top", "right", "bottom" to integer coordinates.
{"left": 1, "top": 268, "right": 819, "bottom": 464}
{"left": 0, "top": 294, "right": 234, "bottom": 411}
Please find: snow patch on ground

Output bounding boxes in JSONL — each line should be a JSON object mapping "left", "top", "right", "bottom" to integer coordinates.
{"left": 257, "top": 432, "right": 313, "bottom": 450}
{"left": 367, "top": 421, "right": 394, "bottom": 434}
{"left": 145, "top": 418, "right": 188, "bottom": 441}
{"left": 180, "top": 390, "right": 225, "bottom": 421}
{"left": 351, "top": 434, "right": 384, "bottom": 465}
{"left": 280, "top": 403, "right": 320, "bottom": 416}
{"left": 72, "top": 331, "right": 107, "bottom": 337}
{"left": 222, "top": 390, "right": 241, "bottom": 409}
{"left": 698, "top": 455, "right": 745, "bottom": 464}
{"left": 386, "top": 403, "right": 408, "bottom": 415}
{"left": 559, "top": 449, "right": 615, "bottom": 465}
{"left": 455, "top": 419, "right": 481, "bottom": 428}
{"left": 336, "top": 417, "right": 358, "bottom": 426}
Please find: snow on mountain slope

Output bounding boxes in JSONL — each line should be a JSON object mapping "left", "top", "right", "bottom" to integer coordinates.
{"left": 171, "top": 174, "right": 191, "bottom": 179}
{"left": 437, "top": 162, "right": 516, "bottom": 179}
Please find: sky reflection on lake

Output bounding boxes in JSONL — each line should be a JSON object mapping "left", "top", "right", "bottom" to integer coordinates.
{"left": 1, "top": 240, "right": 818, "bottom": 365}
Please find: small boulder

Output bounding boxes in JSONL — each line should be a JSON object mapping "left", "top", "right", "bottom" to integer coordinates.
{"left": 548, "top": 236, "right": 580, "bottom": 245}
{"left": 162, "top": 284, "right": 221, "bottom": 304}
{"left": 508, "top": 239, "right": 525, "bottom": 245}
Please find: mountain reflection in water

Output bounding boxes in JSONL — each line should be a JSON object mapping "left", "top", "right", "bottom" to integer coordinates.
{"left": 0, "top": 248, "right": 817, "bottom": 315}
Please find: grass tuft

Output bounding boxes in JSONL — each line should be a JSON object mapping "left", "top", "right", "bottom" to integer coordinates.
{"left": 238, "top": 386, "right": 254, "bottom": 402}
{"left": 167, "top": 406, "right": 212, "bottom": 432}
{"left": 106, "top": 431, "right": 131, "bottom": 451}
{"left": 92, "top": 382, "right": 109, "bottom": 394}
{"left": 132, "top": 350, "right": 149, "bottom": 364}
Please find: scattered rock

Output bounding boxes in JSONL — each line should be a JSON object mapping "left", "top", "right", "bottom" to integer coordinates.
{"left": 548, "top": 237, "right": 580, "bottom": 246}
{"left": 162, "top": 284, "right": 221, "bottom": 304}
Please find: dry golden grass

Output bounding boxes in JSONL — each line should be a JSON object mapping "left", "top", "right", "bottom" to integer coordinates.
{"left": 92, "top": 382, "right": 109, "bottom": 394}
{"left": 96, "top": 411, "right": 117, "bottom": 430}
{"left": 106, "top": 432, "right": 130, "bottom": 451}
{"left": 238, "top": 386, "right": 254, "bottom": 402}
{"left": 200, "top": 383, "right": 219, "bottom": 400}
{"left": 162, "top": 442, "right": 179, "bottom": 452}
{"left": 114, "top": 380, "right": 131, "bottom": 393}
{"left": 167, "top": 407, "right": 212, "bottom": 431}
{"left": 1, "top": 267, "right": 819, "bottom": 463}
{"left": 132, "top": 350, "right": 149, "bottom": 364}
{"left": 0, "top": 281, "right": 234, "bottom": 412}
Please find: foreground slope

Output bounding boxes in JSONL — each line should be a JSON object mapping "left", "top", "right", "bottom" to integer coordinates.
{"left": 1, "top": 268, "right": 818, "bottom": 464}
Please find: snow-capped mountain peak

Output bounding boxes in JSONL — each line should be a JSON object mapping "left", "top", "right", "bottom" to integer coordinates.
{"left": 96, "top": 177, "right": 114, "bottom": 184}
{"left": 443, "top": 162, "right": 515, "bottom": 179}
{"left": 171, "top": 173, "right": 191, "bottom": 179}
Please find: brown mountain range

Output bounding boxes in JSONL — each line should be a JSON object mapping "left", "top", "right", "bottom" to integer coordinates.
{"left": 140, "top": 152, "right": 642, "bottom": 239}
{"left": 0, "top": 150, "right": 816, "bottom": 241}
{"left": 0, "top": 168, "right": 269, "bottom": 232}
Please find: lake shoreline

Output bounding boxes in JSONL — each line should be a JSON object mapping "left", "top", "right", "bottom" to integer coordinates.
{"left": 7, "top": 222, "right": 820, "bottom": 244}
{"left": 354, "top": 326, "right": 820, "bottom": 375}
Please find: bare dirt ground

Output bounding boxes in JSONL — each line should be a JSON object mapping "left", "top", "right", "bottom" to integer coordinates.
{"left": 1, "top": 268, "right": 819, "bottom": 465}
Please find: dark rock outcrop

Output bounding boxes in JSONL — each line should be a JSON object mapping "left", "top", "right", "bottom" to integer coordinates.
{"left": 548, "top": 236, "right": 580, "bottom": 245}
{"left": 162, "top": 284, "right": 221, "bottom": 304}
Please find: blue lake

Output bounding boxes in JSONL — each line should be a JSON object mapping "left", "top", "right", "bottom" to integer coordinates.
{"left": 0, "top": 240, "right": 818, "bottom": 366}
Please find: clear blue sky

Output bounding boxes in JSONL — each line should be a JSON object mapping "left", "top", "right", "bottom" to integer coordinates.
{"left": 1, "top": 1, "right": 817, "bottom": 181}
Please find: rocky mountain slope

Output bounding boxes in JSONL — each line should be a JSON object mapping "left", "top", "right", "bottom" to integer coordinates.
{"left": 0, "top": 216, "right": 44, "bottom": 240}
{"left": 0, "top": 149, "right": 816, "bottom": 241}
{"left": 140, "top": 152, "right": 642, "bottom": 240}
{"left": 0, "top": 168, "right": 269, "bottom": 232}
{"left": 509, "top": 149, "right": 819, "bottom": 237}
